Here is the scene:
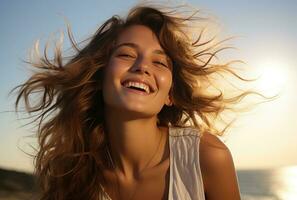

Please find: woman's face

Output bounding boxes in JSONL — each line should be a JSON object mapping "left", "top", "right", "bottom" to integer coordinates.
{"left": 102, "top": 25, "right": 172, "bottom": 118}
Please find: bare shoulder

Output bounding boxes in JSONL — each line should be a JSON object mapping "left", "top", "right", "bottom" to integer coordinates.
{"left": 199, "top": 133, "right": 234, "bottom": 180}
{"left": 199, "top": 132, "right": 230, "bottom": 160}
{"left": 199, "top": 133, "right": 241, "bottom": 200}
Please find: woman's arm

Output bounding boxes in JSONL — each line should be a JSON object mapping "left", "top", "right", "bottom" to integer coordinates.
{"left": 199, "top": 133, "right": 241, "bottom": 200}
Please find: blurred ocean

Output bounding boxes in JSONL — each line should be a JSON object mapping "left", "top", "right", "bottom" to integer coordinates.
{"left": 238, "top": 166, "right": 297, "bottom": 200}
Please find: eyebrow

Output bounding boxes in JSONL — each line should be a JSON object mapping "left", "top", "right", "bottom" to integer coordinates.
{"left": 114, "top": 42, "right": 167, "bottom": 56}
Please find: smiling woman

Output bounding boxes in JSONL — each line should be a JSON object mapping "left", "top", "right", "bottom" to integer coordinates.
{"left": 9, "top": 2, "right": 259, "bottom": 200}
{"left": 103, "top": 25, "right": 173, "bottom": 117}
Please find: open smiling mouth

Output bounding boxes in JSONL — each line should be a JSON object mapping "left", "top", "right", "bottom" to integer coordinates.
{"left": 121, "top": 81, "right": 153, "bottom": 95}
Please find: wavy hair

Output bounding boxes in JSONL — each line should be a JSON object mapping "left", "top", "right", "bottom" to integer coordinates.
{"left": 11, "top": 4, "right": 262, "bottom": 200}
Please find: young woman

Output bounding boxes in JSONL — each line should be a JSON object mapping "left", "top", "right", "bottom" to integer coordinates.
{"left": 12, "top": 4, "right": 244, "bottom": 200}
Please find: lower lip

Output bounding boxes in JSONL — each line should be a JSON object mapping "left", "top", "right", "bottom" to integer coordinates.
{"left": 122, "top": 86, "right": 151, "bottom": 96}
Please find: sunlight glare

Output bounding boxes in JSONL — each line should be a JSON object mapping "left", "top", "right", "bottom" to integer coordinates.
{"left": 278, "top": 166, "right": 297, "bottom": 200}
{"left": 256, "top": 61, "right": 288, "bottom": 96}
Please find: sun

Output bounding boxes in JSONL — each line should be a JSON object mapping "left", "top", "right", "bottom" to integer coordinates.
{"left": 255, "top": 60, "right": 288, "bottom": 96}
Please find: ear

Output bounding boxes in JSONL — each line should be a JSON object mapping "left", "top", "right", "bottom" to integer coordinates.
{"left": 165, "top": 94, "right": 173, "bottom": 106}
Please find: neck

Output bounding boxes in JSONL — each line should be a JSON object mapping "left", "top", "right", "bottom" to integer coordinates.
{"left": 104, "top": 107, "right": 165, "bottom": 181}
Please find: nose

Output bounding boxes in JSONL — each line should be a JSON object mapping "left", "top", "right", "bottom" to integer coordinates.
{"left": 130, "top": 57, "right": 151, "bottom": 76}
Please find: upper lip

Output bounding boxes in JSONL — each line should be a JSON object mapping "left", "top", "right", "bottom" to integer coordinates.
{"left": 121, "top": 77, "right": 156, "bottom": 93}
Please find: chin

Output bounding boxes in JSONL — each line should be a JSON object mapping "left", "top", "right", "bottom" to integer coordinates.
{"left": 119, "top": 104, "right": 160, "bottom": 118}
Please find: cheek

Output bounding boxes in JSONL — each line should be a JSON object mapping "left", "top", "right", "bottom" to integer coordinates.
{"left": 104, "top": 60, "right": 124, "bottom": 83}
{"left": 102, "top": 59, "right": 129, "bottom": 101}
{"left": 158, "top": 72, "right": 172, "bottom": 93}
{"left": 102, "top": 62, "right": 118, "bottom": 95}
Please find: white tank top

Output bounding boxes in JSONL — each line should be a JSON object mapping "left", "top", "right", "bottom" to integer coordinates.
{"left": 100, "top": 126, "right": 206, "bottom": 200}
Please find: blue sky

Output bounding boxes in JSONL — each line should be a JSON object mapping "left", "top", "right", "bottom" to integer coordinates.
{"left": 1, "top": 0, "right": 296, "bottom": 172}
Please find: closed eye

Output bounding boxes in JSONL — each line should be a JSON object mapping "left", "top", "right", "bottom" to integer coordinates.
{"left": 117, "top": 54, "right": 135, "bottom": 58}
{"left": 154, "top": 61, "right": 168, "bottom": 68}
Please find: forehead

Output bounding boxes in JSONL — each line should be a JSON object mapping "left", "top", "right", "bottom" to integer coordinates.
{"left": 115, "top": 25, "right": 162, "bottom": 50}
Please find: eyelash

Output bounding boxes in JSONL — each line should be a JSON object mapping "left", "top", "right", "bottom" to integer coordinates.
{"left": 117, "top": 54, "right": 135, "bottom": 58}
{"left": 154, "top": 61, "right": 168, "bottom": 68}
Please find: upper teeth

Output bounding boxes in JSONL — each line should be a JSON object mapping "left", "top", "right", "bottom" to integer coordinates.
{"left": 123, "top": 81, "right": 150, "bottom": 93}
